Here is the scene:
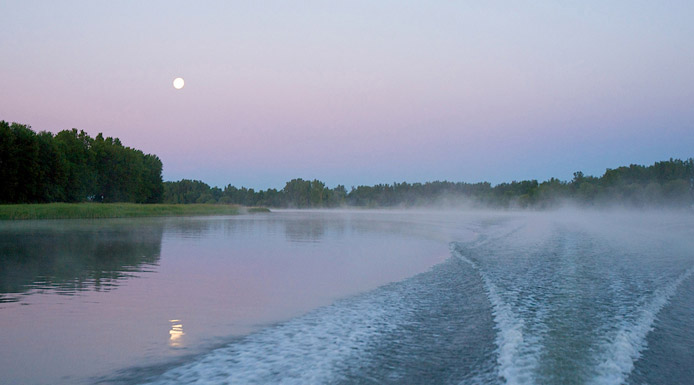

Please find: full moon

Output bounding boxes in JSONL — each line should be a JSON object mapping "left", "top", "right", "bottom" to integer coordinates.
{"left": 173, "top": 77, "right": 185, "bottom": 89}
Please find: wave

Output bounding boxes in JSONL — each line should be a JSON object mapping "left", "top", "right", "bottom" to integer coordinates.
{"left": 138, "top": 214, "right": 693, "bottom": 385}
{"left": 591, "top": 266, "right": 694, "bottom": 385}
{"left": 144, "top": 288, "right": 406, "bottom": 384}
{"left": 450, "top": 243, "right": 541, "bottom": 385}
{"left": 141, "top": 256, "right": 496, "bottom": 385}
{"left": 452, "top": 230, "right": 694, "bottom": 385}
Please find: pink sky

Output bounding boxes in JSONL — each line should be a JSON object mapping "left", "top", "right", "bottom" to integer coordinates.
{"left": 2, "top": 1, "right": 693, "bottom": 189}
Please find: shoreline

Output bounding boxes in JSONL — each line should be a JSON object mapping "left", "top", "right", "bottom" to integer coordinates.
{"left": 0, "top": 203, "right": 270, "bottom": 220}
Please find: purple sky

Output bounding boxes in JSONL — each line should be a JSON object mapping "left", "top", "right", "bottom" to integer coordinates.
{"left": 2, "top": 1, "right": 693, "bottom": 189}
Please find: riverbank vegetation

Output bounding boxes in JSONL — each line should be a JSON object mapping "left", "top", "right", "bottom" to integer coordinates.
{"left": 1, "top": 121, "right": 163, "bottom": 204}
{"left": 0, "top": 203, "right": 271, "bottom": 220}
{"left": 2, "top": 120, "right": 692, "bottom": 210}
{"left": 164, "top": 159, "right": 694, "bottom": 209}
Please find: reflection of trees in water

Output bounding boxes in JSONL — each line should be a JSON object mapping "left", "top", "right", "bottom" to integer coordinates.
{"left": 164, "top": 218, "right": 221, "bottom": 238}
{"left": 280, "top": 212, "right": 450, "bottom": 244}
{"left": 163, "top": 217, "right": 255, "bottom": 239}
{"left": 283, "top": 217, "right": 347, "bottom": 243}
{"left": 0, "top": 221, "right": 164, "bottom": 302}
{"left": 165, "top": 215, "right": 344, "bottom": 243}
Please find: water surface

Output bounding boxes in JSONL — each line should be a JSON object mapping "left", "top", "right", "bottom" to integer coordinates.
{"left": 0, "top": 211, "right": 451, "bottom": 384}
{"left": 1, "top": 210, "right": 693, "bottom": 384}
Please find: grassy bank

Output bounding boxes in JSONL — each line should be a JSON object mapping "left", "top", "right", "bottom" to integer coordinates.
{"left": 0, "top": 203, "right": 270, "bottom": 220}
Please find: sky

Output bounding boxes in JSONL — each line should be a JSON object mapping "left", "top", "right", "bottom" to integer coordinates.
{"left": 2, "top": 1, "right": 693, "bottom": 189}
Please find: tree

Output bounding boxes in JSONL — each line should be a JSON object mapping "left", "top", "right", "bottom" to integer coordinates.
{"left": 0, "top": 122, "right": 164, "bottom": 203}
{"left": 54, "top": 129, "right": 97, "bottom": 202}
{"left": 283, "top": 179, "right": 312, "bottom": 208}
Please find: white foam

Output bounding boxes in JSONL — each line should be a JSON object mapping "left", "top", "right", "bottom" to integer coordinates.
{"left": 146, "top": 288, "right": 405, "bottom": 384}
{"left": 590, "top": 266, "right": 694, "bottom": 385}
{"left": 451, "top": 243, "right": 540, "bottom": 385}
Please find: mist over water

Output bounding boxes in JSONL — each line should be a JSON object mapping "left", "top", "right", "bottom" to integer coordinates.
{"left": 133, "top": 210, "right": 694, "bottom": 385}
{"left": 450, "top": 209, "right": 694, "bottom": 384}
{"left": 1, "top": 209, "right": 693, "bottom": 384}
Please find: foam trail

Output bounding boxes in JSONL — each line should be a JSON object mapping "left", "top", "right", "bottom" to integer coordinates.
{"left": 144, "top": 288, "right": 405, "bottom": 385}
{"left": 451, "top": 243, "right": 537, "bottom": 385}
{"left": 591, "top": 266, "right": 694, "bottom": 385}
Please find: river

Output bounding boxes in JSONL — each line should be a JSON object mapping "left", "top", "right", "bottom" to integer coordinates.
{"left": 1, "top": 210, "right": 692, "bottom": 384}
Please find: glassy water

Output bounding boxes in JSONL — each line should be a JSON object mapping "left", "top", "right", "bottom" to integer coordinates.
{"left": 1, "top": 210, "right": 693, "bottom": 384}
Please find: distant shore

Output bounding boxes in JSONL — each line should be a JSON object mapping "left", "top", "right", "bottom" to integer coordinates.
{"left": 0, "top": 203, "right": 270, "bottom": 220}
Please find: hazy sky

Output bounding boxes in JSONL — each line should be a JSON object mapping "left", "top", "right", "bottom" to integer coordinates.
{"left": 2, "top": 1, "right": 693, "bottom": 189}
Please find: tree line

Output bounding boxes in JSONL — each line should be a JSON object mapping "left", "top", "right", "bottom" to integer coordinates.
{"left": 2, "top": 120, "right": 692, "bottom": 208}
{"left": 0, "top": 121, "right": 163, "bottom": 203}
{"left": 163, "top": 158, "right": 694, "bottom": 208}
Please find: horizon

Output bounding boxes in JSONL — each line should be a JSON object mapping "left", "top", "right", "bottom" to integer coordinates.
{"left": 3, "top": 120, "right": 688, "bottom": 190}
{"left": 2, "top": 1, "right": 693, "bottom": 190}
{"left": 161, "top": 157, "right": 690, "bottom": 191}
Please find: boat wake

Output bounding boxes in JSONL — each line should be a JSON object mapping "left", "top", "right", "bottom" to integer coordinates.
{"left": 591, "top": 266, "right": 694, "bottom": 385}
{"left": 143, "top": 256, "right": 497, "bottom": 385}
{"left": 133, "top": 213, "right": 694, "bottom": 385}
{"left": 450, "top": 217, "right": 694, "bottom": 385}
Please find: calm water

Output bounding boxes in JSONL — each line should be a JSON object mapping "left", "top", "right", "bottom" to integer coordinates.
{"left": 1, "top": 210, "right": 693, "bottom": 384}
